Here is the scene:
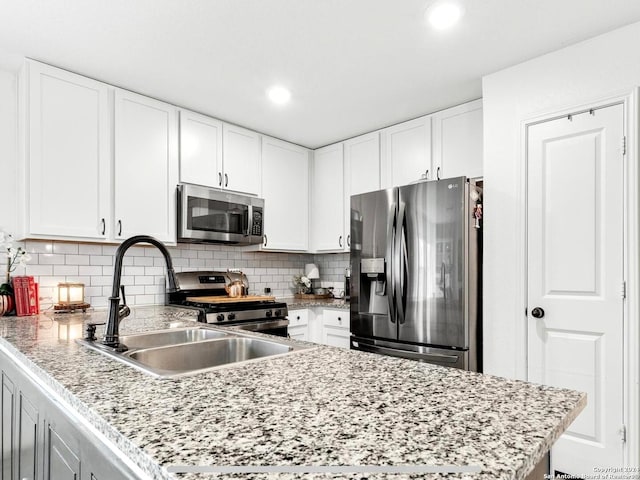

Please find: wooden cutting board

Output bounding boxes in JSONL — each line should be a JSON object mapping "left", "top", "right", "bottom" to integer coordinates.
{"left": 186, "top": 295, "right": 276, "bottom": 304}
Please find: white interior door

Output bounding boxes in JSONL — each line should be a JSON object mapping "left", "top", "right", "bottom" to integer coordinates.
{"left": 527, "top": 104, "right": 625, "bottom": 473}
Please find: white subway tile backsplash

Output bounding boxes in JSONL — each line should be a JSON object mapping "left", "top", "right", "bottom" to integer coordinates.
{"left": 26, "top": 265, "right": 53, "bottom": 276}
{"left": 134, "top": 256, "right": 154, "bottom": 267}
{"left": 25, "top": 240, "right": 53, "bottom": 254}
{"left": 90, "top": 255, "right": 112, "bottom": 266}
{"left": 38, "top": 254, "right": 65, "bottom": 265}
{"left": 65, "top": 254, "right": 90, "bottom": 265}
{"left": 53, "top": 265, "right": 78, "bottom": 276}
{"left": 16, "top": 241, "right": 349, "bottom": 310}
{"left": 78, "top": 244, "right": 102, "bottom": 255}
{"left": 52, "top": 243, "right": 78, "bottom": 254}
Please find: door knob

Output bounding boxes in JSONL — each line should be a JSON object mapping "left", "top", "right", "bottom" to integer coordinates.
{"left": 531, "top": 307, "right": 545, "bottom": 319}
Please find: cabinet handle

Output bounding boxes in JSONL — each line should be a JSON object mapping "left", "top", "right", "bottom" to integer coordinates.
{"left": 218, "top": 172, "right": 222, "bottom": 186}
{"left": 338, "top": 317, "right": 342, "bottom": 323}
{"left": 224, "top": 173, "right": 228, "bottom": 187}
{"left": 338, "top": 235, "right": 343, "bottom": 248}
{"left": 436, "top": 167, "right": 441, "bottom": 180}
{"left": 100, "top": 218, "right": 105, "bottom": 235}
{"left": 117, "top": 220, "right": 122, "bottom": 236}
{"left": 263, "top": 234, "right": 268, "bottom": 247}
{"left": 297, "top": 316, "right": 300, "bottom": 320}
{"left": 347, "top": 235, "right": 350, "bottom": 247}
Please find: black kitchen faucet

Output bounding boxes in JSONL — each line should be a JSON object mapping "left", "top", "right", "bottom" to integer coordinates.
{"left": 101, "top": 235, "right": 177, "bottom": 350}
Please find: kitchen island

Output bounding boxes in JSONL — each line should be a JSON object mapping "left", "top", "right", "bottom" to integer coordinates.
{"left": 0, "top": 306, "right": 584, "bottom": 479}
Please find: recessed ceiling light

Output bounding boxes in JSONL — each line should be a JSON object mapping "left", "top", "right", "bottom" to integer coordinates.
{"left": 267, "top": 86, "right": 291, "bottom": 105}
{"left": 426, "top": 2, "right": 464, "bottom": 30}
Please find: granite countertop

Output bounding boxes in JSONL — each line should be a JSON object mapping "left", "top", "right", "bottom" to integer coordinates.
{"left": 282, "top": 296, "right": 350, "bottom": 310}
{"left": 0, "top": 306, "right": 585, "bottom": 480}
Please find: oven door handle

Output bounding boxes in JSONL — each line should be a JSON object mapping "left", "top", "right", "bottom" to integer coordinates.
{"left": 231, "top": 319, "right": 289, "bottom": 332}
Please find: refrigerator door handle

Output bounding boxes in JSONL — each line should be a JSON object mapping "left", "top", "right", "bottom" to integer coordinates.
{"left": 354, "top": 343, "right": 461, "bottom": 364}
{"left": 386, "top": 206, "right": 396, "bottom": 323}
{"left": 395, "top": 201, "right": 407, "bottom": 324}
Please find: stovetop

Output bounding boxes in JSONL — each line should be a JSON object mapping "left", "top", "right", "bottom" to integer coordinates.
{"left": 167, "top": 270, "right": 288, "bottom": 325}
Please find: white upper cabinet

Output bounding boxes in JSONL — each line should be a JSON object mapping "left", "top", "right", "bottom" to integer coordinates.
{"left": 431, "top": 99, "right": 483, "bottom": 179}
{"left": 114, "top": 89, "right": 179, "bottom": 243}
{"left": 179, "top": 110, "right": 222, "bottom": 188}
{"left": 311, "top": 143, "right": 344, "bottom": 252}
{"left": 25, "top": 60, "right": 111, "bottom": 240}
{"left": 261, "top": 137, "right": 309, "bottom": 251}
{"left": 179, "top": 113, "right": 261, "bottom": 195}
{"left": 343, "top": 132, "right": 380, "bottom": 251}
{"left": 222, "top": 124, "right": 262, "bottom": 195}
{"left": 381, "top": 116, "right": 431, "bottom": 188}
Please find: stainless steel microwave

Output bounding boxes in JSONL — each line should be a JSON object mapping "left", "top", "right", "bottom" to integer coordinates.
{"left": 177, "top": 184, "right": 264, "bottom": 245}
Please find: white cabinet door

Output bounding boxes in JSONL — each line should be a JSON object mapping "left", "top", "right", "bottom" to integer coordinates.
{"left": 26, "top": 60, "right": 111, "bottom": 240}
{"left": 288, "top": 309, "right": 309, "bottom": 341}
{"left": 311, "top": 143, "right": 344, "bottom": 252}
{"left": 431, "top": 99, "right": 483, "bottom": 179}
{"left": 222, "top": 124, "right": 262, "bottom": 195}
{"left": 179, "top": 110, "right": 222, "bottom": 188}
{"left": 321, "top": 309, "right": 350, "bottom": 349}
{"left": 261, "top": 137, "right": 309, "bottom": 251}
{"left": 381, "top": 116, "right": 431, "bottom": 188}
{"left": 343, "top": 132, "right": 380, "bottom": 251}
{"left": 114, "top": 90, "right": 178, "bottom": 243}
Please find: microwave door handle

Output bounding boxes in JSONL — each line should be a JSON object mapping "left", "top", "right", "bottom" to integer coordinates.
{"left": 245, "top": 205, "right": 253, "bottom": 237}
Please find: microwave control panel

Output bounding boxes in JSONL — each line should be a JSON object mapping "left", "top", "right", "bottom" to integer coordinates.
{"left": 251, "top": 211, "right": 263, "bottom": 236}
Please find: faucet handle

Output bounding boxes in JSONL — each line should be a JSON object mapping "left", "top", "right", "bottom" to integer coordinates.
{"left": 119, "top": 285, "right": 131, "bottom": 319}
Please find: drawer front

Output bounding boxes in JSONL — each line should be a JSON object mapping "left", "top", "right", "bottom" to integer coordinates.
{"left": 289, "top": 309, "right": 309, "bottom": 327}
{"left": 322, "top": 309, "right": 349, "bottom": 329}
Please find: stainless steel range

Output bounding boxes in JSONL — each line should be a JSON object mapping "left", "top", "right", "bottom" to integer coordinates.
{"left": 167, "top": 271, "right": 289, "bottom": 337}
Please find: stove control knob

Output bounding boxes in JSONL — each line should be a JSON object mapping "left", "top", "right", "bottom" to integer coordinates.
{"left": 274, "top": 309, "right": 281, "bottom": 317}
{"left": 227, "top": 312, "right": 236, "bottom": 321}
{"left": 265, "top": 310, "right": 273, "bottom": 318}
{"left": 216, "top": 314, "right": 224, "bottom": 322}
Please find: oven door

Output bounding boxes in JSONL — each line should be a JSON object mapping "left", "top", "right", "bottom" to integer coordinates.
{"left": 177, "top": 184, "right": 264, "bottom": 245}
{"left": 229, "top": 319, "right": 289, "bottom": 338}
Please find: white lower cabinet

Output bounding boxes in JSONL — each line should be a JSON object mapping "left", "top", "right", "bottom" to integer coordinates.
{"left": 321, "top": 309, "right": 350, "bottom": 349}
{"left": 288, "top": 309, "right": 310, "bottom": 341}
{"left": 289, "top": 307, "right": 350, "bottom": 349}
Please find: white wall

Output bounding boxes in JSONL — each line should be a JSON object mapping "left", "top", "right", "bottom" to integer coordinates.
{"left": 482, "top": 21, "right": 640, "bottom": 379}
{"left": 0, "top": 69, "right": 18, "bottom": 234}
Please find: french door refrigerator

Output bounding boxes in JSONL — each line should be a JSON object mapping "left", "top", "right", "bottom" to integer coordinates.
{"left": 349, "top": 177, "right": 482, "bottom": 371}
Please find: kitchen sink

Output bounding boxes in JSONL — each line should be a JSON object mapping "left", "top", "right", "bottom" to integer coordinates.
{"left": 118, "top": 327, "right": 230, "bottom": 350}
{"left": 77, "top": 326, "right": 314, "bottom": 379}
{"left": 125, "top": 337, "right": 294, "bottom": 376}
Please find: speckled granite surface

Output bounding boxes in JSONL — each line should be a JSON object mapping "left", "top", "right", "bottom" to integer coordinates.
{"left": 282, "top": 297, "right": 350, "bottom": 310}
{"left": 0, "top": 306, "right": 584, "bottom": 480}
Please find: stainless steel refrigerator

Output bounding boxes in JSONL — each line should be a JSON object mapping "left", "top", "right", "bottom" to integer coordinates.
{"left": 349, "top": 177, "right": 482, "bottom": 371}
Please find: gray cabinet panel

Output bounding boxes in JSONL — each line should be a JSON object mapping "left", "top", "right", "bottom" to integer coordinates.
{"left": 1, "top": 372, "right": 15, "bottom": 480}
{"left": 17, "top": 393, "right": 39, "bottom": 480}
{"left": 47, "top": 425, "right": 80, "bottom": 480}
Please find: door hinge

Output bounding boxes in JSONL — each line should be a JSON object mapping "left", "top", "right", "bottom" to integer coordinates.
{"left": 619, "top": 425, "right": 627, "bottom": 443}
{"left": 622, "top": 281, "right": 627, "bottom": 299}
{"left": 622, "top": 136, "right": 627, "bottom": 156}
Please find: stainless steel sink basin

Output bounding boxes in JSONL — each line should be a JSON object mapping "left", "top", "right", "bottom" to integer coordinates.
{"left": 125, "top": 337, "right": 294, "bottom": 376}
{"left": 77, "top": 326, "right": 315, "bottom": 379}
{"left": 119, "top": 327, "right": 230, "bottom": 349}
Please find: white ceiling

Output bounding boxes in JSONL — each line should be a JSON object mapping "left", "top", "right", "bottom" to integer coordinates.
{"left": 2, "top": 0, "right": 640, "bottom": 148}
